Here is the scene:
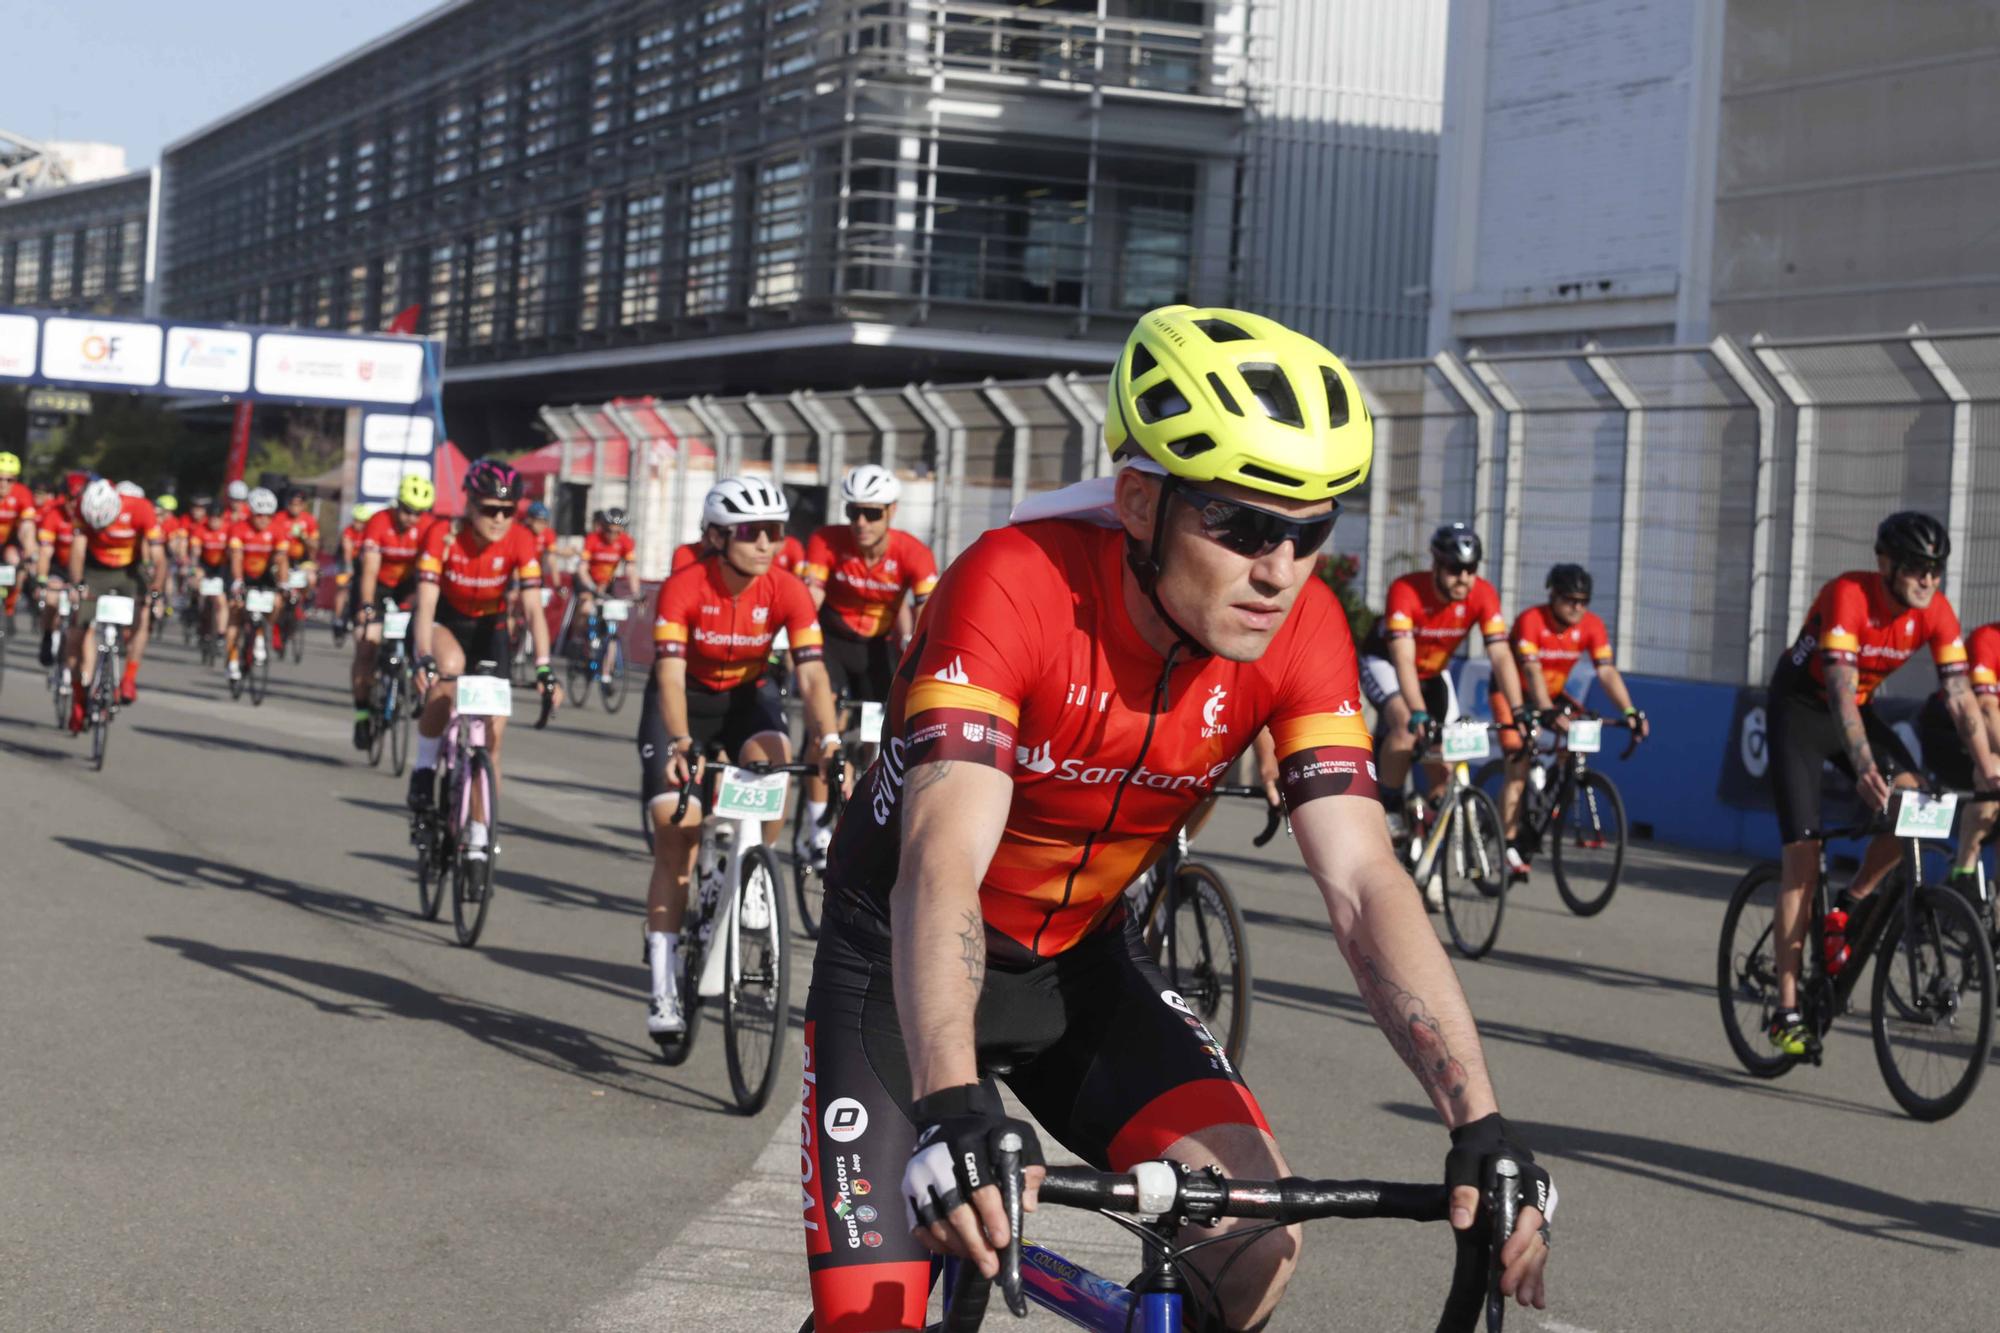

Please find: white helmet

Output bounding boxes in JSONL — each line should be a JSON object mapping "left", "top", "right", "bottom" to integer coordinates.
{"left": 840, "top": 463, "right": 901, "bottom": 506}
{"left": 80, "top": 478, "right": 123, "bottom": 530}
{"left": 226, "top": 480, "right": 249, "bottom": 501}
{"left": 703, "top": 476, "right": 790, "bottom": 528}
{"left": 248, "top": 487, "right": 279, "bottom": 516}
{"left": 115, "top": 480, "right": 146, "bottom": 498}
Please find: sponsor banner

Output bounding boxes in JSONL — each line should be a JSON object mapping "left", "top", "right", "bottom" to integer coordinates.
{"left": 362, "top": 412, "right": 435, "bottom": 457}
{"left": 360, "top": 456, "right": 430, "bottom": 501}
{"left": 164, "top": 326, "right": 253, "bottom": 393}
{"left": 41, "top": 316, "right": 163, "bottom": 387}
{"left": 0, "top": 313, "right": 37, "bottom": 378}
{"left": 255, "top": 332, "right": 424, "bottom": 405}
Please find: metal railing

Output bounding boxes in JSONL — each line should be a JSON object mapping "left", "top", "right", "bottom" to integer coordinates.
{"left": 537, "top": 325, "right": 2000, "bottom": 692}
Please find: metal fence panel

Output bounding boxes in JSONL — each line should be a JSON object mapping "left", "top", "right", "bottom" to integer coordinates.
{"left": 1350, "top": 359, "right": 1480, "bottom": 602}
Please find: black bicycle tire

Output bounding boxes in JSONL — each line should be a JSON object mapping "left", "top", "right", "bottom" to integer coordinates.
{"left": 1170, "top": 861, "right": 1252, "bottom": 1066}
{"left": 1440, "top": 786, "right": 1508, "bottom": 960}
{"left": 249, "top": 626, "right": 270, "bottom": 705}
{"left": 366, "top": 673, "right": 388, "bottom": 767}
{"left": 1870, "top": 885, "right": 1994, "bottom": 1121}
{"left": 389, "top": 672, "right": 411, "bottom": 777}
{"left": 791, "top": 798, "right": 824, "bottom": 940}
{"left": 416, "top": 818, "right": 446, "bottom": 920}
{"left": 289, "top": 615, "right": 305, "bottom": 662}
{"left": 654, "top": 932, "right": 703, "bottom": 1066}
{"left": 566, "top": 655, "right": 590, "bottom": 709}
{"left": 1714, "top": 862, "right": 1800, "bottom": 1078}
{"left": 1551, "top": 770, "right": 1628, "bottom": 917}
{"left": 724, "top": 845, "right": 790, "bottom": 1113}
{"left": 601, "top": 636, "right": 628, "bottom": 714}
{"left": 90, "top": 658, "right": 112, "bottom": 771}
{"left": 452, "top": 748, "right": 498, "bottom": 947}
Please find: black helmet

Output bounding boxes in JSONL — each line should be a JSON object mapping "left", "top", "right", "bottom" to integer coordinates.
{"left": 463, "top": 458, "right": 523, "bottom": 501}
{"left": 604, "top": 506, "right": 628, "bottom": 527}
{"left": 1430, "top": 522, "right": 1482, "bottom": 568}
{"left": 590, "top": 509, "right": 607, "bottom": 527}
{"left": 1875, "top": 511, "right": 1949, "bottom": 566}
{"left": 1546, "top": 563, "right": 1593, "bottom": 601}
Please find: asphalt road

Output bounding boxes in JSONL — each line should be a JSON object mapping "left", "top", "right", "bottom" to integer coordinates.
{"left": 3, "top": 623, "right": 1996, "bottom": 1332}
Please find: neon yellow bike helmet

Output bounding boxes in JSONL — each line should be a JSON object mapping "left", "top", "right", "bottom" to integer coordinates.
{"left": 158, "top": 494, "right": 179, "bottom": 513}
{"left": 352, "top": 502, "right": 381, "bottom": 523}
{"left": 1105, "top": 306, "right": 1372, "bottom": 501}
{"left": 0, "top": 451, "right": 20, "bottom": 477}
{"left": 397, "top": 474, "right": 436, "bottom": 511}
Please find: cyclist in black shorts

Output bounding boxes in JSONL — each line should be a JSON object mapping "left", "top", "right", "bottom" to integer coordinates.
{"left": 1763, "top": 512, "right": 2000, "bottom": 1055}
{"left": 1917, "top": 618, "right": 2000, "bottom": 899}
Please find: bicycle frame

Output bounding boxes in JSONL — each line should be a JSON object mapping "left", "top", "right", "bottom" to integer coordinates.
{"left": 690, "top": 773, "right": 770, "bottom": 1003}
{"left": 1409, "top": 759, "right": 1478, "bottom": 886}
{"left": 942, "top": 1249, "right": 1179, "bottom": 1333}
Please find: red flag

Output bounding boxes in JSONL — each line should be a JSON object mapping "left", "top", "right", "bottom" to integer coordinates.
{"left": 385, "top": 304, "right": 422, "bottom": 336}
{"left": 224, "top": 401, "right": 254, "bottom": 485}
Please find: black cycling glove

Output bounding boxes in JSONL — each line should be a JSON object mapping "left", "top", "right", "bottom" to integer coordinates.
{"left": 901, "top": 1083, "right": 1045, "bottom": 1232}
{"left": 1444, "top": 1113, "right": 1556, "bottom": 1238}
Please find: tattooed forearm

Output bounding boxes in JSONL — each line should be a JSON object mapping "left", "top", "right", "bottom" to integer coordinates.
{"left": 956, "top": 908, "right": 986, "bottom": 989}
{"left": 1943, "top": 673, "right": 1989, "bottom": 757}
{"left": 1826, "top": 663, "right": 1876, "bottom": 775}
{"left": 907, "top": 760, "right": 957, "bottom": 797}
{"left": 1352, "top": 951, "right": 1470, "bottom": 1114}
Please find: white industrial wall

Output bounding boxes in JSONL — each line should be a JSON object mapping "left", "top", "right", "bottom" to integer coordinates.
{"left": 1427, "top": 0, "right": 1720, "bottom": 352}
{"left": 1241, "top": 0, "right": 1447, "bottom": 360}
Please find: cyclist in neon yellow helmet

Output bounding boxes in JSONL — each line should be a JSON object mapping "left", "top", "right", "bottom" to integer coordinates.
{"left": 0, "top": 451, "right": 34, "bottom": 619}
{"left": 397, "top": 474, "right": 436, "bottom": 512}
{"left": 798, "top": 307, "right": 1551, "bottom": 1333}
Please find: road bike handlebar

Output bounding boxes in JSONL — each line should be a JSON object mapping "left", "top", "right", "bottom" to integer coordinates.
{"left": 668, "top": 754, "right": 843, "bottom": 825}
{"left": 1209, "top": 782, "right": 1285, "bottom": 847}
{"left": 943, "top": 1158, "right": 1524, "bottom": 1332}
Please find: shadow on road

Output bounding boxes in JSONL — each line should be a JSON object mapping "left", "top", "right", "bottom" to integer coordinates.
{"left": 341, "top": 795, "right": 649, "bottom": 859}
{"left": 1479, "top": 947, "right": 1710, "bottom": 999}
{"left": 348, "top": 850, "right": 641, "bottom": 917}
{"left": 1382, "top": 1102, "right": 2000, "bottom": 1251}
{"left": 134, "top": 724, "right": 346, "bottom": 767}
{"left": 1257, "top": 975, "right": 1898, "bottom": 1120}
{"left": 146, "top": 933, "right": 735, "bottom": 1113}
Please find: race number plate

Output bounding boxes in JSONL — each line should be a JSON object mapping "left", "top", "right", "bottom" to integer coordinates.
{"left": 1441, "top": 722, "right": 1489, "bottom": 763}
{"left": 859, "top": 701, "right": 885, "bottom": 744}
{"left": 0, "top": 566, "right": 15, "bottom": 588}
{"left": 714, "top": 768, "right": 790, "bottom": 821}
{"left": 601, "top": 598, "right": 631, "bottom": 623}
{"left": 1894, "top": 791, "right": 1958, "bottom": 840}
{"left": 286, "top": 570, "right": 311, "bottom": 590}
{"left": 95, "top": 594, "right": 136, "bottom": 627}
{"left": 455, "top": 675, "right": 513, "bottom": 718}
{"left": 381, "top": 610, "right": 412, "bottom": 641}
{"left": 244, "top": 589, "right": 278, "bottom": 616}
{"left": 1566, "top": 718, "right": 1602, "bottom": 754}
{"left": 199, "top": 577, "right": 225, "bottom": 597}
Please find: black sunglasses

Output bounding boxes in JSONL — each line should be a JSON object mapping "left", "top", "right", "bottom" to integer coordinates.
{"left": 1899, "top": 558, "right": 1945, "bottom": 580}
{"left": 847, "top": 504, "right": 886, "bottom": 522}
{"left": 474, "top": 503, "right": 514, "bottom": 520}
{"left": 1179, "top": 485, "right": 1337, "bottom": 560}
{"left": 1439, "top": 561, "right": 1479, "bottom": 577}
{"left": 730, "top": 521, "right": 785, "bottom": 543}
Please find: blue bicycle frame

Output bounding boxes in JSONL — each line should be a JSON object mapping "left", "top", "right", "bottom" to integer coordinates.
{"left": 940, "top": 1246, "right": 1180, "bottom": 1333}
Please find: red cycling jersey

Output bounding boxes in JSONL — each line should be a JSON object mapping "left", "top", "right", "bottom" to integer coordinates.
{"left": 801, "top": 526, "right": 938, "bottom": 639}
{"left": 1962, "top": 623, "right": 2000, "bottom": 698}
{"left": 83, "top": 496, "right": 163, "bottom": 571}
{"left": 1510, "top": 604, "right": 1613, "bottom": 701}
{"left": 38, "top": 509, "right": 75, "bottom": 568}
{"left": 652, "top": 560, "right": 823, "bottom": 691}
{"left": 671, "top": 535, "right": 806, "bottom": 575}
{"left": 1779, "top": 571, "right": 1967, "bottom": 706}
{"left": 284, "top": 511, "right": 320, "bottom": 562}
{"left": 360, "top": 510, "right": 432, "bottom": 590}
{"left": 828, "top": 520, "right": 1375, "bottom": 961}
{"left": 0, "top": 482, "right": 36, "bottom": 548}
{"left": 228, "top": 517, "right": 288, "bottom": 580}
{"left": 581, "top": 529, "right": 635, "bottom": 586}
{"left": 191, "top": 517, "right": 231, "bottom": 569}
{"left": 1363, "top": 572, "right": 1508, "bottom": 679}
{"left": 417, "top": 520, "right": 542, "bottom": 618}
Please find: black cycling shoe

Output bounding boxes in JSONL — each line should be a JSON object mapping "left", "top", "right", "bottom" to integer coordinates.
{"left": 407, "top": 766, "right": 435, "bottom": 811}
{"left": 39, "top": 633, "right": 56, "bottom": 668}
{"left": 352, "top": 712, "right": 373, "bottom": 751}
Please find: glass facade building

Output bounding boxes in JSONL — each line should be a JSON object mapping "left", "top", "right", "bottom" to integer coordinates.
{"left": 0, "top": 172, "right": 152, "bottom": 317}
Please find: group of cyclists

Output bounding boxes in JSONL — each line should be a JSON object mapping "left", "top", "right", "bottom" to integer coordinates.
{"left": 23, "top": 299, "right": 2000, "bottom": 1331}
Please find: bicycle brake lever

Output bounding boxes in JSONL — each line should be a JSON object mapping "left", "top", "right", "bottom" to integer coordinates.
{"left": 1253, "top": 803, "right": 1283, "bottom": 848}
{"left": 993, "top": 1132, "right": 1028, "bottom": 1318}
{"left": 1485, "top": 1158, "right": 1522, "bottom": 1331}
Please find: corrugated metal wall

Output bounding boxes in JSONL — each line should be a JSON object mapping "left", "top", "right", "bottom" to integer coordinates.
{"left": 1240, "top": 0, "right": 1447, "bottom": 361}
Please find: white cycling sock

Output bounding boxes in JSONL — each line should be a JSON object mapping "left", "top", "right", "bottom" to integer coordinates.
{"left": 416, "top": 734, "right": 441, "bottom": 769}
{"left": 466, "top": 820, "right": 489, "bottom": 849}
{"left": 648, "top": 931, "right": 678, "bottom": 998}
{"left": 805, "top": 799, "right": 828, "bottom": 834}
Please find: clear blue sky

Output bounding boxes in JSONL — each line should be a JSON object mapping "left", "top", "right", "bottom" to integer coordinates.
{"left": 2, "top": 1, "right": 442, "bottom": 169}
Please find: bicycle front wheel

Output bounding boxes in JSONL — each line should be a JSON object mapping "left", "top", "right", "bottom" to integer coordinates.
{"left": 89, "top": 666, "right": 113, "bottom": 771}
{"left": 416, "top": 818, "right": 446, "bottom": 920}
{"left": 1439, "top": 786, "right": 1507, "bottom": 959}
{"left": 565, "top": 656, "right": 590, "bottom": 709}
{"left": 1551, "top": 770, "right": 1628, "bottom": 916}
{"left": 366, "top": 681, "right": 387, "bottom": 767}
{"left": 289, "top": 616, "right": 305, "bottom": 662}
{"left": 249, "top": 629, "right": 271, "bottom": 705}
{"left": 791, "top": 798, "right": 825, "bottom": 940}
{"left": 1871, "top": 885, "right": 1994, "bottom": 1121}
{"left": 389, "top": 673, "right": 412, "bottom": 777}
{"left": 1163, "top": 862, "right": 1252, "bottom": 1066}
{"left": 600, "top": 636, "right": 628, "bottom": 713}
{"left": 1715, "top": 863, "right": 1800, "bottom": 1078}
{"left": 723, "top": 845, "right": 789, "bottom": 1113}
{"left": 452, "top": 749, "right": 498, "bottom": 947}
